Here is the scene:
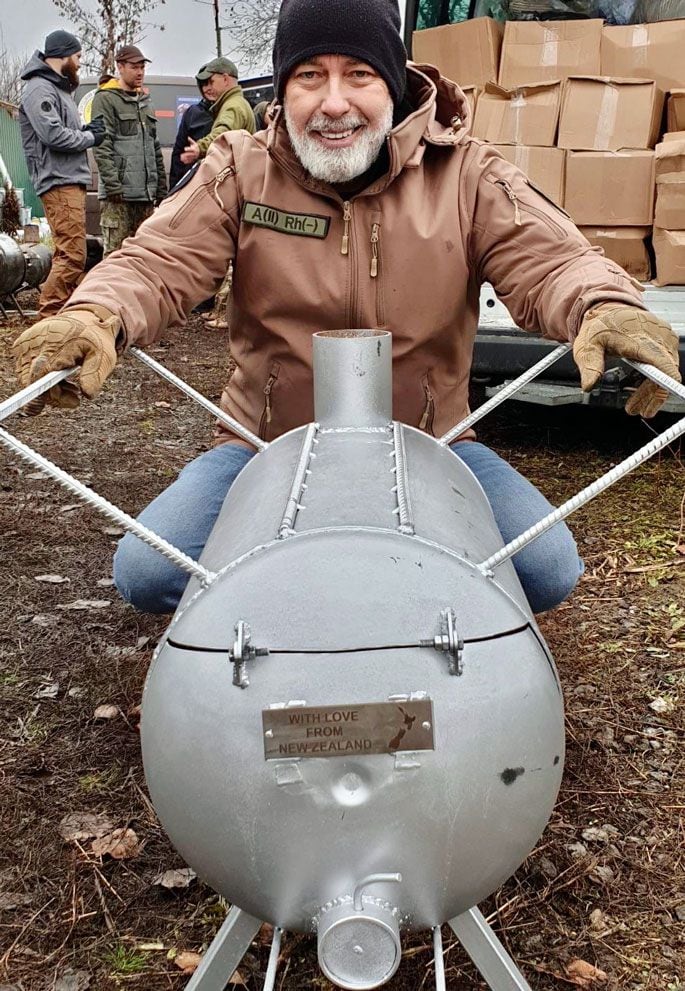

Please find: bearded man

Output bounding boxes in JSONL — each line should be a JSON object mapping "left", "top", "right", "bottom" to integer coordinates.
{"left": 19, "top": 31, "right": 105, "bottom": 316}
{"left": 14, "top": 0, "right": 680, "bottom": 616}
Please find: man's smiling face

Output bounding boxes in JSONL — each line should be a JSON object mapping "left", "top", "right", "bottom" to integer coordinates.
{"left": 283, "top": 54, "right": 393, "bottom": 183}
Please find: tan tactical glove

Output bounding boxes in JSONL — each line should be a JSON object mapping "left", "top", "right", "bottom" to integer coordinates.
{"left": 12, "top": 306, "right": 121, "bottom": 415}
{"left": 574, "top": 304, "right": 681, "bottom": 418}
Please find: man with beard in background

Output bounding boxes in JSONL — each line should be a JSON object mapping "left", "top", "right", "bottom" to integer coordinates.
{"left": 19, "top": 30, "right": 105, "bottom": 317}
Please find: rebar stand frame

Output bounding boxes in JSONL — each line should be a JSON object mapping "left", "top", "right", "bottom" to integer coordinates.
{"left": 182, "top": 904, "right": 533, "bottom": 991}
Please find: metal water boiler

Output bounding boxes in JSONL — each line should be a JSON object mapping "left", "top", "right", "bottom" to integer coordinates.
{"left": 141, "top": 330, "right": 565, "bottom": 989}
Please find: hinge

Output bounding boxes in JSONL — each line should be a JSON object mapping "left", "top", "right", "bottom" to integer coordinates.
{"left": 229, "top": 620, "right": 269, "bottom": 688}
{"left": 420, "top": 608, "right": 464, "bottom": 676}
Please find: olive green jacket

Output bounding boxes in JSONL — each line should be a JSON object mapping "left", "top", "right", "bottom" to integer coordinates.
{"left": 195, "top": 85, "right": 255, "bottom": 156}
{"left": 91, "top": 80, "right": 167, "bottom": 202}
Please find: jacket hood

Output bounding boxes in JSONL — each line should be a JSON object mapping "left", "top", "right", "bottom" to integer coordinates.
{"left": 267, "top": 63, "right": 472, "bottom": 194}
{"left": 98, "top": 78, "right": 121, "bottom": 90}
{"left": 21, "top": 50, "right": 75, "bottom": 92}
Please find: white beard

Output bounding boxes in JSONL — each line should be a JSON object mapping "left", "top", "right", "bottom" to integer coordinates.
{"left": 284, "top": 101, "right": 394, "bottom": 183}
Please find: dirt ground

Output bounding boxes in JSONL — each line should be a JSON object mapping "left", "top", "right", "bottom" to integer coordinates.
{"left": 0, "top": 302, "right": 683, "bottom": 991}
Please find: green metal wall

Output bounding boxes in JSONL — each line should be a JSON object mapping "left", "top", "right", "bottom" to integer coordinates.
{"left": 0, "top": 105, "right": 43, "bottom": 218}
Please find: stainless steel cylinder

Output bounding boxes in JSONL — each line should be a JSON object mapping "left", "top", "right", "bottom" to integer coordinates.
{"left": 0, "top": 234, "right": 25, "bottom": 295}
{"left": 317, "top": 898, "right": 402, "bottom": 990}
{"left": 22, "top": 244, "right": 51, "bottom": 288}
{"left": 313, "top": 330, "right": 392, "bottom": 428}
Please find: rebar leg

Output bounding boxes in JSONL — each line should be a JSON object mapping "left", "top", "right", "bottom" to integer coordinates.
{"left": 433, "top": 926, "right": 446, "bottom": 991}
{"left": 447, "top": 907, "right": 533, "bottom": 991}
{"left": 184, "top": 905, "right": 263, "bottom": 991}
{"left": 262, "top": 927, "right": 283, "bottom": 991}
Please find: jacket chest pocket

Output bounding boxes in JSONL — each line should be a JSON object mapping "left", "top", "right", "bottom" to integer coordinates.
{"left": 117, "top": 113, "right": 139, "bottom": 137}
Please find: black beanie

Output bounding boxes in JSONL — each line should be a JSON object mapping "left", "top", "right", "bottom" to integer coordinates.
{"left": 272, "top": 0, "right": 407, "bottom": 107}
{"left": 44, "top": 30, "right": 81, "bottom": 58}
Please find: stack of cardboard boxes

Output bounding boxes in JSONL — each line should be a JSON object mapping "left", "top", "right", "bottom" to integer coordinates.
{"left": 412, "top": 15, "right": 685, "bottom": 284}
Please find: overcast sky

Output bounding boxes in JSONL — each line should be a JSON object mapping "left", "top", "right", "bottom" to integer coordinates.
{"left": 0, "top": 0, "right": 262, "bottom": 78}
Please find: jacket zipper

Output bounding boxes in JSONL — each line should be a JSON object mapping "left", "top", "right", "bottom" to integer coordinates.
{"left": 168, "top": 166, "right": 236, "bottom": 229}
{"left": 495, "top": 179, "right": 522, "bottom": 226}
{"left": 493, "top": 177, "right": 566, "bottom": 239}
{"left": 341, "top": 200, "right": 351, "bottom": 255}
{"left": 419, "top": 374, "right": 435, "bottom": 434}
{"left": 370, "top": 222, "right": 380, "bottom": 278}
{"left": 258, "top": 362, "right": 280, "bottom": 440}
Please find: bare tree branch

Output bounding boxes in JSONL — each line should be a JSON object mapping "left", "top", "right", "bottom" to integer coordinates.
{"left": 50, "top": 0, "right": 166, "bottom": 74}
{"left": 0, "top": 50, "right": 30, "bottom": 107}
{"left": 222, "top": 0, "right": 279, "bottom": 77}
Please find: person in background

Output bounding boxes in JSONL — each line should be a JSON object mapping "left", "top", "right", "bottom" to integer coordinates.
{"left": 253, "top": 100, "right": 272, "bottom": 130}
{"left": 169, "top": 71, "right": 213, "bottom": 191}
{"left": 90, "top": 45, "right": 167, "bottom": 256}
{"left": 178, "top": 57, "right": 256, "bottom": 329}
{"left": 179, "top": 57, "right": 255, "bottom": 167}
{"left": 18, "top": 30, "right": 105, "bottom": 317}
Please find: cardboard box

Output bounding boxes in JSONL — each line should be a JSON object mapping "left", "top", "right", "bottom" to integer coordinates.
{"left": 653, "top": 228, "right": 685, "bottom": 285}
{"left": 498, "top": 19, "right": 602, "bottom": 90}
{"left": 493, "top": 145, "right": 565, "bottom": 207}
{"left": 472, "top": 82, "right": 560, "bottom": 146}
{"left": 462, "top": 85, "right": 479, "bottom": 124}
{"left": 558, "top": 77, "right": 663, "bottom": 151}
{"left": 667, "top": 90, "right": 685, "bottom": 132}
{"left": 412, "top": 17, "right": 502, "bottom": 88}
{"left": 655, "top": 174, "right": 685, "bottom": 228}
{"left": 564, "top": 151, "right": 655, "bottom": 226}
{"left": 655, "top": 138, "right": 685, "bottom": 177}
{"left": 601, "top": 22, "right": 685, "bottom": 96}
{"left": 579, "top": 226, "right": 651, "bottom": 280}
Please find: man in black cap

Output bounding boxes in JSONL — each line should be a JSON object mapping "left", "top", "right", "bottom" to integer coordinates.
{"left": 19, "top": 31, "right": 105, "bottom": 316}
{"left": 90, "top": 44, "right": 167, "bottom": 255}
{"left": 14, "top": 0, "right": 681, "bottom": 619}
{"left": 179, "top": 57, "right": 255, "bottom": 169}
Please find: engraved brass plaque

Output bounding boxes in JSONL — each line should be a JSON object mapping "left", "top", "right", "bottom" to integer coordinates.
{"left": 262, "top": 700, "right": 434, "bottom": 760}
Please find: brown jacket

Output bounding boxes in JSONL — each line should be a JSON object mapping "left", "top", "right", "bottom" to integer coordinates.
{"left": 68, "top": 65, "right": 644, "bottom": 447}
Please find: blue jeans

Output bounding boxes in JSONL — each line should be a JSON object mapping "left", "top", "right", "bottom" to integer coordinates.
{"left": 114, "top": 441, "right": 582, "bottom": 615}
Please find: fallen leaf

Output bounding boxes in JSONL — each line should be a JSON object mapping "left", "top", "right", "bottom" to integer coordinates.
{"left": 31, "top": 613, "right": 59, "bottom": 627}
{"left": 57, "top": 599, "right": 111, "bottom": 611}
{"left": 676, "top": 544, "right": 685, "bottom": 556}
{"left": 91, "top": 827, "right": 141, "bottom": 860}
{"left": 102, "top": 527, "right": 124, "bottom": 537}
{"left": 59, "top": 503, "right": 81, "bottom": 513}
{"left": 590, "top": 865, "right": 615, "bottom": 885}
{"left": 34, "top": 681, "right": 59, "bottom": 699}
{"left": 54, "top": 969, "right": 91, "bottom": 991}
{"left": 93, "top": 704, "right": 119, "bottom": 721}
{"left": 154, "top": 401, "right": 172, "bottom": 408}
{"left": 59, "top": 812, "right": 114, "bottom": 843}
{"left": 153, "top": 867, "right": 197, "bottom": 889}
{"left": 649, "top": 696, "right": 674, "bottom": 714}
{"left": 0, "top": 892, "right": 32, "bottom": 910}
{"left": 97, "top": 578, "right": 115, "bottom": 587}
{"left": 34, "top": 574, "right": 69, "bottom": 584}
{"left": 68, "top": 687, "right": 85, "bottom": 698}
{"left": 175, "top": 952, "right": 202, "bottom": 974}
{"left": 229, "top": 971, "right": 247, "bottom": 985}
{"left": 564, "top": 959, "right": 608, "bottom": 986}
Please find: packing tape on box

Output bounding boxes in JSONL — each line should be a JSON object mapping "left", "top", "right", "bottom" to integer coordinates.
{"left": 512, "top": 145, "right": 530, "bottom": 174}
{"left": 511, "top": 93, "right": 526, "bottom": 145}
{"left": 630, "top": 25, "right": 649, "bottom": 66}
{"left": 540, "top": 28, "right": 559, "bottom": 68}
{"left": 595, "top": 85, "right": 619, "bottom": 150}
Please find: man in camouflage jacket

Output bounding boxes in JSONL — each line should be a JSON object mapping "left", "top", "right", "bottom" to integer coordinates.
{"left": 91, "top": 44, "right": 167, "bottom": 255}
